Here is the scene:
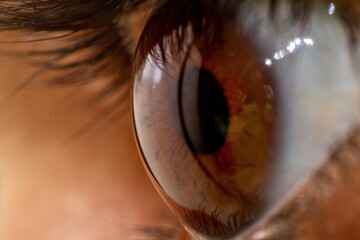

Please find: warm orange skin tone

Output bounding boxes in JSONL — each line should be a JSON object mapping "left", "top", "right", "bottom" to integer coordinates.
{"left": 1, "top": 2, "right": 360, "bottom": 238}
{"left": 306, "top": 166, "right": 360, "bottom": 240}
{"left": 0, "top": 33, "right": 176, "bottom": 240}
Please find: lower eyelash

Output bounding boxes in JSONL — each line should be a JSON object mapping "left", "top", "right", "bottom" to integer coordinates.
{"left": 135, "top": 226, "right": 181, "bottom": 240}
{"left": 133, "top": 218, "right": 184, "bottom": 240}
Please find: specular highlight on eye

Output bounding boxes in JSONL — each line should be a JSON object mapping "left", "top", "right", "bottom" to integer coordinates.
{"left": 133, "top": 0, "right": 360, "bottom": 239}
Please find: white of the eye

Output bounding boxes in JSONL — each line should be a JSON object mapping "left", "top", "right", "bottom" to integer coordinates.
{"left": 266, "top": 7, "right": 359, "bottom": 214}
{"left": 264, "top": 37, "right": 315, "bottom": 65}
{"left": 237, "top": 3, "right": 360, "bottom": 238}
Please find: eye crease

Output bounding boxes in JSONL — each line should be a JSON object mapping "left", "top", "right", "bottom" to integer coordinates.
{"left": 0, "top": 1, "right": 360, "bottom": 240}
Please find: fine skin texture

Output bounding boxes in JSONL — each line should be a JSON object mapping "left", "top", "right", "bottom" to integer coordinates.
{"left": 0, "top": 1, "right": 360, "bottom": 240}
{"left": 0, "top": 32, "right": 181, "bottom": 240}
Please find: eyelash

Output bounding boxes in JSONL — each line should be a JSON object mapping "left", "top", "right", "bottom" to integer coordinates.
{"left": 0, "top": 0, "right": 359, "bottom": 240}
{"left": 0, "top": 0, "right": 139, "bottom": 103}
{"left": 134, "top": 225, "right": 182, "bottom": 240}
{"left": 0, "top": 0, "right": 356, "bottom": 98}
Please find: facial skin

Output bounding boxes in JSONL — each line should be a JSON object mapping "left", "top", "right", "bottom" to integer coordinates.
{"left": 0, "top": 1, "right": 359, "bottom": 240}
{"left": 0, "top": 33, "right": 180, "bottom": 240}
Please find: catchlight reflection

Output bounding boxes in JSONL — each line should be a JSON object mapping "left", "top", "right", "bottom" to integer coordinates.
{"left": 264, "top": 37, "right": 315, "bottom": 67}
{"left": 328, "top": 3, "right": 336, "bottom": 15}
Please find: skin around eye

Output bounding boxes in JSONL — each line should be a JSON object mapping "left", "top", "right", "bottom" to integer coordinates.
{"left": 0, "top": 31, "right": 182, "bottom": 240}
{"left": 1, "top": 1, "right": 360, "bottom": 240}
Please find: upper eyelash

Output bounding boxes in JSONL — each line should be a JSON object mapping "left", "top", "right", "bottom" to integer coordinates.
{"left": 0, "top": 0, "right": 147, "bottom": 140}
{"left": 0, "top": 0, "right": 139, "bottom": 31}
{"left": 0, "top": 0, "right": 358, "bottom": 96}
{"left": 6, "top": 24, "right": 132, "bottom": 104}
{"left": 135, "top": 0, "right": 360, "bottom": 69}
{"left": 1, "top": 0, "right": 357, "bottom": 95}
{"left": 0, "top": 0, "right": 359, "bottom": 239}
{"left": 0, "top": 0, "right": 142, "bottom": 100}
{"left": 134, "top": 0, "right": 314, "bottom": 70}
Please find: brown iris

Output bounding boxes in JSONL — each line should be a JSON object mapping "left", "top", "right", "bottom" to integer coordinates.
{"left": 133, "top": 22, "right": 276, "bottom": 239}
{"left": 174, "top": 26, "right": 275, "bottom": 236}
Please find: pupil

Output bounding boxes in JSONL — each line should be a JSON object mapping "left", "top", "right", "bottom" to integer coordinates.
{"left": 197, "top": 68, "right": 229, "bottom": 154}
{"left": 180, "top": 67, "right": 229, "bottom": 155}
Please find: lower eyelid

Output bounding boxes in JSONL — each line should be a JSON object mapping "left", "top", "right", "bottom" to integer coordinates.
{"left": 242, "top": 122, "right": 360, "bottom": 239}
{"left": 131, "top": 217, "right": 186, "bottom": 240}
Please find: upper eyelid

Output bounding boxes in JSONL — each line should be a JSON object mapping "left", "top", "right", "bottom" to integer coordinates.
{"left": 136, "top": 0, "right": 359, "bottom": 53}
{"left": 0, "top": 0, "right": 358, "bottom": 73}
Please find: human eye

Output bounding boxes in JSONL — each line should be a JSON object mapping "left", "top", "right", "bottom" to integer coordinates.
{"left": 1, "top": 0, "right": 360, "bottom": 240}
{"left": 132, "top": 0, "right": 360, "bottom": 239}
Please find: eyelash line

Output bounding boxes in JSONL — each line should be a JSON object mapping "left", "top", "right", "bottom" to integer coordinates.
{"left": 0, "top": 0, "right": 139, "bottom": 31}
{"left": 134, "top": 226, "right": 181, "bottom": 240}
{"left": 0, "top": 12, "right": 136, "bottom": 141}
{"left": 134, "top": 0, "right": 316, "bottom": 71}
{"left": 0, "top": 1, "right": 139, "bottom": 102}
{"left": 0, "top": 0, "right": 360, "bottom": 238}
{"left": 1, "top": 0, "right": 358, "bottom": 97}
{"left": 131, "top": 216, "right": 184, "bottom": 240}
{"left": 0, "top": 30, "right": 79, "bottom": 44}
